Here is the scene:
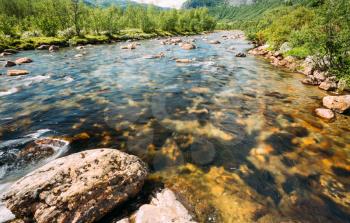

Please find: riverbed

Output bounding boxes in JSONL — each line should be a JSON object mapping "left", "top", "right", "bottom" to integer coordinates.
{"left": 0, "top": 31, "right": 349, "bottom": 222}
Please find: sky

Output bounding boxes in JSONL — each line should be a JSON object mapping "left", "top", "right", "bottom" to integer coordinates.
{"left": 133, "top": 0, "right": 187, "bottom": 9}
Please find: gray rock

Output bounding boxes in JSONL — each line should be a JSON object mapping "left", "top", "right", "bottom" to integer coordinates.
{"left": 49, "top": 45, "right": 59, "bottom": 52}
{"left": 4, "top": 61, "right": 16, "bottom": 67}
{"left": 3, "top": 149, "right": 148, "bottom": 223}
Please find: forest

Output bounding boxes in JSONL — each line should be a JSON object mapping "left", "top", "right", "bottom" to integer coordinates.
{"left": 0, "top": 0, "right": 216, "bottom": 50}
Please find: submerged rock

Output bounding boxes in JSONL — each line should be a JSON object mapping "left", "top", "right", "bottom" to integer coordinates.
{"left": 7, "top": 70, "right": 29, "bottom": 76}
{"left": 15, "top": 57, "right": 33, "bottom": 65}
{"left": 181, "top": 43, "right": 196, "bottom": 50}
{"left": 315, "top": 108, "right": 335, "bottom": 120}
{"left": 132, "top": 189, "right": 196, "bottom": 223}
{"left": 323, "top": 95, "right": 350, "bottom": 113}
{"left": 235, "top": 52, "right": 247, "bottom": 57}
{"left": 4, "top": 61, "right": 16, "bottom": 67}
{"left": 3, "top": 149, "right": 148, "bottom": 223}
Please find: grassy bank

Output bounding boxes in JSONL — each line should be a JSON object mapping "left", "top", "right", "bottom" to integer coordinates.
{"left": 212, "top": 0, "right": 350, "bottom": 87}
{"left": 0, "top": 29, "right": 200, "bottom": 51}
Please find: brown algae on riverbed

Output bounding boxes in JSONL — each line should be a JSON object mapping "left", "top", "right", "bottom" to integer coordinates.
{"left": 0, "top": 31, "right": 349, "bottom": 222}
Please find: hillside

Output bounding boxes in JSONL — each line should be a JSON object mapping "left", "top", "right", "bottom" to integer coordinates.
{"left": 84, "top": 0, "right": 148, "bottom": 7}
{"left": 182, "top": 0, "right": 255, "bottom": 9}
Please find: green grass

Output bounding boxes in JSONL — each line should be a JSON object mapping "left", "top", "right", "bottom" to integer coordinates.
{"left": 284, "top": 47, "right": 310, "bottom": 59}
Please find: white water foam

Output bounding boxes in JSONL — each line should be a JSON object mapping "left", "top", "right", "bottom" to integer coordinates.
{"left": 0, "top": 87, "right": 19, "bottom": 97}
{"left": 25, "top": 129, "right": 51, "bottom": 139}
{"left": 0, "top": 182, "right": 16, "bottom": 222}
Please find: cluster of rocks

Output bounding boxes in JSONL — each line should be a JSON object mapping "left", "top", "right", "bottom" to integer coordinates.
{"left": 249, "top": 44, "right": 348, "bottom": 93}
{"left": 315, "top": 95, "right": 350, "bottom": 120}
{"left": 2, "top": 149, "right": 196, "bottom": 223}
{"left": 160, "top": 37, "right": 184, "bottom": 46}
{"left": 37, "top": 44, "right": 60, "bottom": 52}
{"left": 2, "top": 56, "right": 33, "bottom": 76}
{"left": 249, "top": 43, "right": 350, "bottom": 121}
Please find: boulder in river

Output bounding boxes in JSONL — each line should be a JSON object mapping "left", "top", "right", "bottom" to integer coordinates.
{"left": 2, "top": 149, "right": 148, "bottom": 223}
{"left": 176, "top": 59, "right": 192, "bottom": 63}
{"left": 124, "top": 189, "right": 196, "bottom": 223}
{"left": 209, "top": 40, "right": 221, "bottom": 44}
{"left": 315, "top": 108, "right": 335, "bottom": 120}
{"left": 319, "top": 79, "right": 337, "bottom": 91}
{"left": 5, "top": 61, "right": 16, "bottom": 67}
{"left": 7, "top": 70, "right": 29, "bottom": 76}
{"left": 49, "top": 45, "right": 59, "bottom": 52}
{"left": 121, "top": 43, "right": 137, "bottom": 50}
{"left": 15, "top": 57, "right": 33, "bottom": 65}
{"left": 181, "top": 43, "right": 196, "bottom": 50}
{"left": 301, "top": 75, "right": 320, "bottom": 86}
{"left": 17, "top": 138, "right": 68, "bottom": 163}
{"left": 235, "top": 52, "right": 247, "bottom": 57}
{"left": 37, "top": 45, "right": 50, "bottom": 50}
{"left": 323, "top": 95, "right": 350, "bottom": 113}
{"left": 4, "top": 49, "right": 18, "bottom": 54}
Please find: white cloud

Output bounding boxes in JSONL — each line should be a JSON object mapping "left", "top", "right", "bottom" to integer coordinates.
{"left": 133, "top": 0, "right": 187, "bottom": 9}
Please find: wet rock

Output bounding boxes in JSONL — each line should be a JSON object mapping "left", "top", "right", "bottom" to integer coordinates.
{"left": 315, "top": 108, "right": 335, "bottom": 120}
{"left": 4, "top": 61, "right": 16, "bottom": 67}
{"left": 132, "top": 189, "right": 196, "bottom": 223}
{"left": 3, "top": 149, "right": 148, "bottom": 223}
{"left": 248, "top": 45, "right": 269, "bottom": 56}
{"left": 4, "top": 49, "right": 18, "bottom": 54}
{"left": 235, "top": 52, "right": 247, "bottom": 57}
{"left": 319, "top": 79, "right": 337, "bottom": 91}
{"left": 7, "top": 70, "right": 29, "bottom": 76}
{"left": 181, "top": 43, "right": 196, "bottom": 50}
{"left": 37, "top": 45, "right": 50, "bottom": 50}
{"left": 121, "top": 43, "right": 137, "bottom": 50}
{"left": 49, "top": 45, "right": 59, "bottom": 52}
{"left": 15, "top": 57, "right": 33, "bottom": 65}
{"left": 323, "top": 95, "right": 350, "bottom": 113}
{"left": 0, "top": 52, "right": 13, "bottom": 57}
{"left": 209, "top": 40, "right": 221, "bottom": 44}
{"left": 76, "top": 46, "right": 85, "bottom": 50}
{"left": 176, "top": 59, "right": 192, "bottom": 63}
{"left": 17, "top": 138, "right": 68, "bottom": 163}
{"left": 301, "top": 75, "right": 320, "bottom": 86}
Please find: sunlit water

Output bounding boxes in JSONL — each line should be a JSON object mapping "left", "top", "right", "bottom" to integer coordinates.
{"left": 0, "top": 31, "right": 349, "bottom": 223}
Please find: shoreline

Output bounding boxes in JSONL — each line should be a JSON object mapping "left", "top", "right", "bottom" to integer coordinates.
{"left": 0, "top": 29, "right": 207, "bottom": 53}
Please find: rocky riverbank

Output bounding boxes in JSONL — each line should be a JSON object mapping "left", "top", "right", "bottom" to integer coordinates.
{"left": 249, "top": 44, "right": 350, "bottom": 120}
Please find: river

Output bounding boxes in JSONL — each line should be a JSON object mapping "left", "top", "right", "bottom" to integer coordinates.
{"left": 0, "top": 31, "right": 349, "bottom": 222}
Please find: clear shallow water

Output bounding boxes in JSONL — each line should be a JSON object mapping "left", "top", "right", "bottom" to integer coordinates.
{"left": 0, "top": 31, "right": 349, "bottom": 222}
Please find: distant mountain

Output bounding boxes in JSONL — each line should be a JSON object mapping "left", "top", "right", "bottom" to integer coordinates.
{"left": 84, "top": 0, "right": 141, "bottom": 7}
{"left": 182, "top": 0, "right": 256, "bottom": 8}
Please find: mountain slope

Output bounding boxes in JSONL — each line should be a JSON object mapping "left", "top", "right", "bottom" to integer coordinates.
{"left": 84, "top": 0, "right": 141, "bottom": 7}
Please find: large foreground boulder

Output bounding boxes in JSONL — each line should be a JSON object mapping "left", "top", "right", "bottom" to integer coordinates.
{"left": 323, "top": 95, "right": 350, "bottom": 113}
{"left": 3, "top": 149, "right": 148, "bottom": 223}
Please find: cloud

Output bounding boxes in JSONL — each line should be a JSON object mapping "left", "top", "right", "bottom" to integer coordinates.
{"left": 133, "top": 0, "right": 187, "bottom": 9}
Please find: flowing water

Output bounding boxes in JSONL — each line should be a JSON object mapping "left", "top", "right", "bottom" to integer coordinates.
{"left": 0, "top": 31, "right": 349, "bottom": 223}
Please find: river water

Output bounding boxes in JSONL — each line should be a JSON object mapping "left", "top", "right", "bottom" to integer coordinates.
{"left": 0, "top": 31, "right": 349, "bottom": 222}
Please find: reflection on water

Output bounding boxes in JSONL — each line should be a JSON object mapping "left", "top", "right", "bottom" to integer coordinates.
{"left": 0, "top": 31, "right": 349, "bottom": 222}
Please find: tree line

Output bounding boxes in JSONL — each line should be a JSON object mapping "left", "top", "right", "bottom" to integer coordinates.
{"left": 0, "top": 0, "right": 216, "bottom": 38}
